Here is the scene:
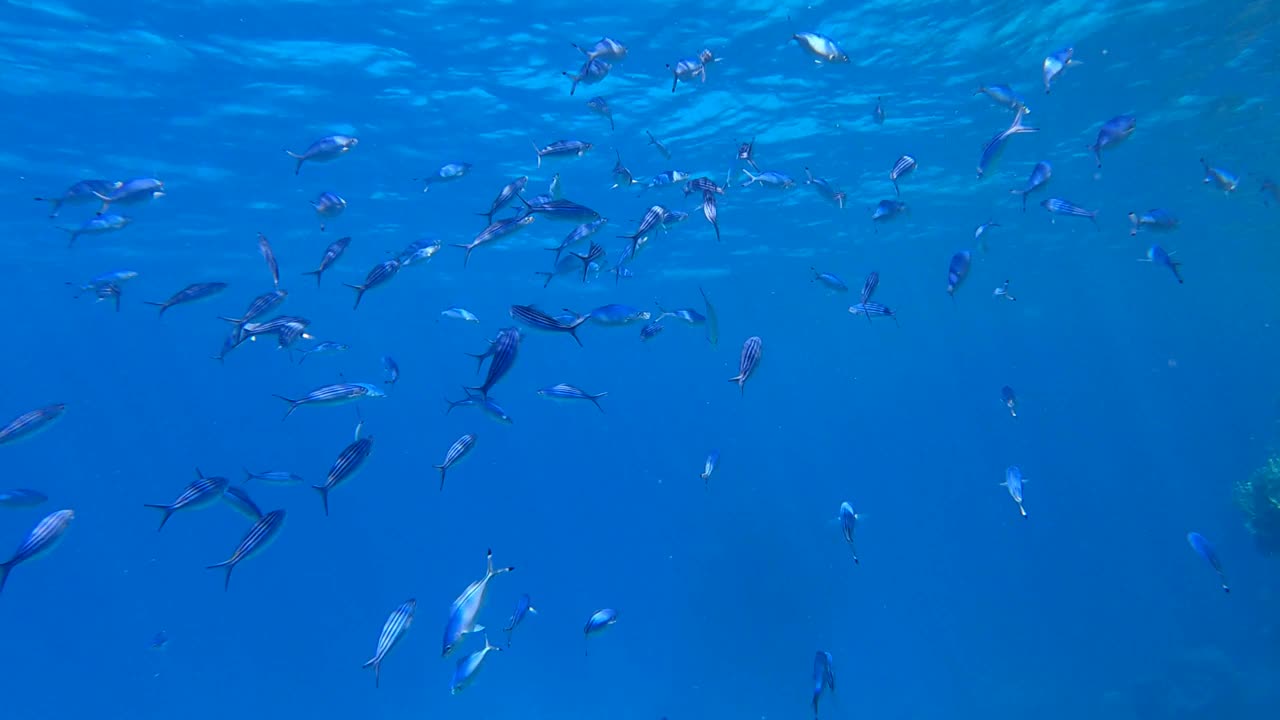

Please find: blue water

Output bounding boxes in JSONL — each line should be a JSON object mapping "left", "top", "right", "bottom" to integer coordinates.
{"left": 3, "top": 0, "right": 1280, "bottom": 717}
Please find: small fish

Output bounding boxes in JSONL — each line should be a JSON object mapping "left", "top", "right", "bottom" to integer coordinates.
{"left": 466, "top": 327, "right": 521, "bottom": 398}
{"left": 297, "top": 341, "right": 349, "bottom": 364}
{"left": 503, "top": 594, "right": 537, "bottom": 647}
{"left": 510, "top": 304, "right": 588, "bottom": 345}
{"left": 364, "top": 599, "right": 416, "bottom": 688}
{"left": 977, "top": 107, "right": 1038, "bottom": 178}
{"left": 454, "top": 216, "right": 535, "bottom": 267}
{"left": 1040, "top": 198, "right": 1098, "bottom": 228}
{"left": 860, "top": 272, "right": 879, "bottom": 304}
{"left": 654, "top": 305, "right": 707, "bottom": 325}
{"left": 569, "top": 242, "right": 606, "bottom": 283}
{"left": 701, "top": 192, "right": 722, "bottom": 241}
{"left": 700, "top": 286, "right": 719, "bottom": 346}
{"left": 812, "top": 651, "right": 836, "bottom": 719}
{"left": 435, "top": 434, "right": 477, "bottom": 491}
{"left": 519, "top": 197, "right": 601, "bottom": 223}
{"left": 441, "top": 307, "right": 480, "bottom": 323}
{"left": 445, "top": 390, "right": 514, "bottom": 425}
{"left": 645, "top": 130, "right": 672, "bottom": 160}
{"left": 533, "top": 140, "right": 592, "bottom": 168}
{"left": 639, "top": 170, "right": 691, "bottom": 194}
{"left": 273, "top": 383, "right": 386, "bottom": 421}
{"left": 300, "top": 236, "right": 351, "bottom": 286}
{"left": 564, "top": 58, "right": 612, "bottom": 95}
{"left": 477, "top": 176, "right": 529, "bottom": 222}
{"left": 144, "top": 282, "right": 227, "bottom": 317}
{"left": 838, "top": 502, "right": 860, "bottom": 565}
{"left": 0, "top": 404, "right": 66, "bottom": 446}
{"left": 256, "top": 233, "right": 280, "bottom": 287}
{"left": 219, "top": 290, "right": 287, "bottom": 327}
{"left": 667, "top": 49, "right": 715, "bottom": 92}
{"left": 1141, "top": 245, "right": 1184, "bottom": 284}
{"left": 848, "top": 302, "right": 898, "bottom": 325}
{"left": 610, "top": 150, "right": 637, "bottom": 189}
{"left": 399, "top": 238, "right": 443, "bottom": 267}
{"left": 791, "top": 32, "right": 848, "bottom": 63}
{"left": 92, "top": 177, "right": 164, "bottom": 214}
{"left": 1200, "top": 158, "right": 1239, "bottom": 193}
{"left": 222, "top": 486, "right": 263, "bottom": 522}
{"left": 579, "top": 304, "right": 649, "bottom": 327}
{"left": 60, "top": 213, "right": 131, "bottom": 247}
{"left": 345, "top": 260, "right": 401, "bottom": 309}
{"left": 1001, "top": 465, "right": 1028, "bottom": 517}
{"left": 548, "top": 218, "right": 609, "bottom": 264}
{"left": 418, "top": 163, "right": 471, "bottom": 192}
{"left": 286, "top": 135, "right": 358, "bottom": 175}
{"left": 1128, "top": 209, "right": 1178, "bottom": 236}
{"left": 871, "top": 200, "right": 907, "bottom": 229}
{"left": 70, "top": 270, "right": 138, "bottom": 311}
{"left": 741, "top": 169, "right": 795, "bottom": 190}
{"left": 729, "top": 336, "right": 763, "bottom": 394}
{"left": 206, "top": 509, "right": 286, "bottom": 590}
{"left": 992, "top": 279, "right": 1017, "bottom": 301}
{"left": 1001, "top": 386, "right": 1017, "bottom": 417}
{"left": 1186, "top": 532, "right": 1229, "bottom": 593}
{"left": 242, "top": 469, "right": 305, "bottom": 486}
{"left": 583, "top": 608, "right": 617, "bottom": 655}
{"left": 890, "top": 155, "right": 916, "bottom": 195}
{"left": 573, "top": 37, "right": 628, "bottom": 63}
{"left": 946, "top": 250, "right": 972, "bottom": 297}
{"left": 309, "top": 191, "right": 346, "bottom": 231}
{"left": 1042, "top": 47, "right": 1078, "bottom": 94}
{"left": 737, "top": 136, "right": 761, "bottom": 172}
{"left": 1087, "top": 115, "right": 1136, "bottom": 168}
{"left": 872, "top": 96, "right": 886, "bottom": 125}
{"left": 975, "top": 85, "right": 1031, "bottom": 113}
{"left": 0, "top": 489, "right": 47, "bottom": 508}
{"left": 811, "top": 268, "right": 848, "bottom": 292}
{"left": 143, "top": 470, "right": 230, "bottom": 531}
{"left": 314, "top": 436, "right": 375, "bottom": 515}
{"left": 381, "top": 355, "right": 400, "bottom": 385}
{"left": 537, "top": 384, "right": 606, "bottom": 412}
{"left": 150, "top": 631, "right": 169, "bottom": 650}
{"left": 442, "top": 549, "right": 515, "bottom": 656}
{"left": 586, "top": 97, "right": 614, "bottom": 130}
{"left": 0, "top": 509, "right": 74, "bottom": 595}
{"left": 974, "top": 221, "right": 1000, "bottom": 253}
{"left": 1011, "top": 161, "right": 1052, "bottom": 211}
{"left": 34, "top": 179, "right": 120, "bottom": 217}
{"left": 804, "top": 168, "right": 846, "bottom": 209}
{"left": 451, "top": 635, "right": 502, "bottom": 694}
{"left": 700, "top": 450, "right": 720, "bottom": 484}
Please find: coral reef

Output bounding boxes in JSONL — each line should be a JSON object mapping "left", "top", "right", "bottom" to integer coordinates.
{"left": 1234, "top": 454, "right": 1280, "bottom": 556}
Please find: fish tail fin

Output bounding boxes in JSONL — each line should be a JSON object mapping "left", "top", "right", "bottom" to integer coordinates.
{"left": 893, "top": 179, "right": 900, "bottom": 196}
{"left": 302, "top": 269, "right": 323, "bottom": 286}
{"left": 532, "top": 141, "right": 543, "bottom": 168}
{"left": 1127, "top": 212, "right": 1140, "bottom": 236}
{"left": 667, "top": 65, "right": 678, "bottom": 92}
{"left": 143, "top": 301, "right": 168, "bottom": 316}
{"left": 436, "top": 465, "right": 446, "bottom": 491}
{"left": 342, "top": 283, "right": 366, "bottom": 309}
{"left": 242, "top": 468, "right": 255, "bottom": 483}
{"left": 0, "top": 561, "right": 11, "bottom": 595}
{"left": 205, "top": 559, "right": 235, "bottom": 590}
{"left": 449, "top": 244, "right": 473, "bottom": 267}
{"left": 284, "top": 151, "right": 304, "bottom": 175}
{"left": 1089, "top": 143, "right": 1101, "bottom": 168}
{"left": 271, "top": 395, "right": 299, "bottom": 421}
{"left": 312, "top": 484, "right": 330, "bottom": 516}
{"left": 1089, "top": 212, "right": 1100, "bottom": 231}
{"left": 589, "top": 393, "right": 607, "bottom": 413}
{"left": 534, "top": 271, "right": 555, "bottom": 288}
{"left": 143, "top": 504, "right": 174, "bottom": 531}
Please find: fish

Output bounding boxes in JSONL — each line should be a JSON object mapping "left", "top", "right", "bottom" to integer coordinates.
{"left": 445, "top": 390, "right": 513, "bottom": 425}
{"left": 418, "top": 163, "right": 471, "bottom": 191}
{"left": 811, "top": 268, "right": 848, "bottom": 292}
{"left": 143, "top": 470, "right": 230, "bottom": 531}
{"left": 242, "top": 470, "right": 305, "bottom": 486}
{"left": 60, "top": 213, "right": 131, "bottom": 247}
{"left": 442, "top": 549, "right": 514, "bottom": 656}
{"left": 848, "top": 302, "right": 897, "bottom": 325}
{"left": 564, "top": 58, "right": 611, "bottom": 95}
{"left": 314, "top": 436, "right": 375, "bottom": 515}
{"left": 573, "top": 37, "right": 628, "bottom": 63}
{"left": 638, "top": 170, "right": 691, "bottom": 193}
{"left": 309, "top": 191, "right": 346, "bottom": 232}
{"left": 654, "top": 305, "right": 706, "bottom": 325}
{"left": 364, "top": 599, "right": 416, "bottom": 688}
{"left": 1141, "top": 245, "right": 1184, "bottom": 284}
{"left": 569, "top": 242, "right": 606, "bottom": 282}
{"left": 450, "top": 636, "right": 502, "bottom": 694}
{"left": 610, "top": 150, "right": 638, "bottom": 189}
{"left": 583, "top": 304, "right": 650, "bottom": 326}
{"left": 0, "top": 489, "right": 48, "bottom": 508}
{"left": 1040, "top": 198, "right": 1098, "bottom": 228}
{"left": 640, "top": 321, "right": 664, "bottom": 341}
{"left": 537, "top": 384, "right": 607, "bottom": 412}
{"left": 586, "top": 96, "right": 614, "bottom": 130}
{"left": 256, "top": 233, "right": 280, "bottom": 287}
{"left": 1128, "top": 209, "right": 1178, "bottom": 235}
{"left": 1011, "top": 161, "right": 1052, "bottom": 211}
{"left": 1042, "top": 47, "right": 1077, "bottom": 93}
{"left": 946, "top": 250, "right": 972, "bottom": 297}
{"left": 890, "top": 155, "right": 916, "bottom": 195}
{"left": 729, "top": 336, "right": 763, "bottom": 394}
{"left": 1001, "top": 386, "right": 1017, "bottom": 417}
{"left": 976, "top": 107, "right": 1038, "bottom": 179}
{"left": 860, "top": 272, "right": 879, "bottom": 304}
{"left": 510, "top": 304, "right": 588, "bottom": 345}
{"left": 219, "top": 290, "right": 287, "bottom": 327}
{"left": 740, "top": 169, "right": 795, "bottom": 189}
{"left": 792, "top": 32, "right": 848, "bottom": 63}
{"left": 737, "top": 137, "right": 761, "bottom": 172}
{"left": 838, "top": 502, "right": 860, "bottom": 565}
{"left": 297, "top": 341, "right": 349, "bottom": 364}
{"left": 453, "top": 216, "right": 535, "bottom": 266}
{"left": 975, "top": 85, "right": 1031, "bottom": 113}
{"left": 519, "top": 197, "right": 601, "bottom": 223}
{"left": 700, "top": 450, "right": 720, "bottom": 484}
{"left": 345, "top": 260, "right": 401, "bottom": 309}
{"left": 700, "top": 286, "right": 719, "bottom": 345}
{"left": 1262, "top": 178, "right": 1280, "bottom": 206}
{"left": 222, "top": 486, "right": 263, "bottom": 522}
{"left": 477, "top": 176, "right": 529, "bottom": 222}
{"left": 871, "top": 200, "right": 907, "bottom": 229}
{"left": 533, "top": 140, "right": 592, "bottom": 168}
{"left": 144, "top": 282, "right": 227, "bottom": 317}
{"left": 804, "top": 168, "right": 846, "bottom": 208}
{"left": 1200, "top": 158, "right": 1239, "bottom": 193}
{"left": 301, "top": 236, "right": 351, "bottom": 286}
{"left": 381, "top": 355, "right": 400, "bottom": 385}
{"left": 398, "top": 238, "right": 443, "bottom": 267}
{"left": 503, "top": 594, "right": 537, "bottom": 647}
{"left": 206, "top": 509, "right": 286, "bottom": 590}
{"left": 441, "top": 307, "right": 480, "bottom": 323}
{"left": 1087, "top": 115, "right": 1136, "bottom": 167}
{"left": 273, "top": 383, "right": 386, "bottom": 421}
{"left": 548, "top": 218, "right": 609, "bottom": 264}
{"left": 812, "top": 651, "right": 836, "bottom": 719}
{"left": 667, "top": 49, "right": 715, "bottom": 92}
{"left": 92, "top": 177, "right": 164, "bottom": 213}
{"left": 70, "top": 270, "right": 138, "bottom": 311}
{"left": 435, "top": 434, "right": 477, "bottom": 491}
{"left": 1186, "top": 532, "right": 1229, "bottom": 593}
{"left": 34, "top": 179, "right": 121, "bottom": 217}
{"left": 150, "top": 631, "right": 169, "bottom": 650}
{"left": 645, "top": 130, "right": 672, "bottom": 160}
{"left": 0, "top": 509, "right": 74, "bottom": 595}
{"left": 974, "top": 221, "right": 1000, "bottom": 253}
{"left": 0, "top": 404, "right": 67, "bottom": 446}
{"left": 286, "top": 135, "right": 358, "bottom": 175}
{"left": 701, "top": 192, "right": 722, "bottom": 241}
{"left": 872, "top": 96, "right": 886, "bottom": 125}
{"left": 466, "top": 327, "right": 521, "bottom": 397}
{"left": 662, "top": 206, "right": 690, "bottom": 226}
{"left": 993, "top": 279, "right": 1017, "bottom": 301}
{"left": 1001, "top": 465, "right": 1028, "bottom": 517}
{"left": 583, "top": 608, "right": 617, "bottom": 655}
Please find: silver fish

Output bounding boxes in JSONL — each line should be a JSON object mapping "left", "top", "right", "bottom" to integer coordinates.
{"left": 442, "top": 550, "right": 514, "bottom": 656}
{"left": 435, "top": 434, "right": 477, "bottom": 491}
{"left": 364, "top": 599, "right": 416, "bottom": 688}
{"left": 729, "top": 336, "right": 763, "bottom": 394}
{"left": 206, "top": 509, "right": 286, "bottom": 590}
{"left": 0, "top": 509, "right": 74, "bottom": 595}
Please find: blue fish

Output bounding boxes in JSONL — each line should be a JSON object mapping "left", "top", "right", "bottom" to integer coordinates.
{"left": 418, "top": 162, "right": 471, "bottom": 191}
{"left": 206, "top": 509, "right": 286, "bottom": 590}
{"left": 143, "top": 470, "right": 230, "bottom": 531}
{"left": 1042, "top": 47, "right": 1077, "bottom": 93}
{"left": 1186, "top": 532, "right": 1229, "bottom": 593}
{"left": 60, "top": 213, "right": 132, "bottom": 247}
{"left": 34, "top": 179, "right": 120, "bottom": 217}
{"left": 872, "top": 96, "right": 886, "bottom": 125}
{"left": 667, "top": 49, "right": 715, "bottom": 92}
{"left": 1011, "top": 161, "right": 1051, "bottom": 211}
{"left": 975, "top": 84, "right": 1030, "bottom": 113}
{"left": 563, "top": 57, "right": 611, "bottom": 95}
{"left": 1141, "top": 245, "right": 1183, "bottom": 284}
{"left": 584, "top": 304, "right": 651, "bottom": 326}
{"left": 286, "top": 135, "right": 358, "bottom": 175}
{"left": 0, "top": 489, "right": 48, "bottom": 508}
{"left": 804, "top": 168, "right": 847, "bottom": 209}
{"left": 503, "top": 594, "right": 537, "bottom": 647}
{"left": 977, "top": 107, "right": 1037, "bottom": 179}
{"left": 442, "top": 550, "right": 514, "bottom": 656}
{"left": 1088, "top": 115, "right": 1136, "bottom": 168}
{"left": 451, "top": 636, "right": 502, "bottom": 694}
{"left": 310, "top": 191, "right": 346, "bottom": 231}
{"left": 889, "top": 155, "right": 916, "bottom": 195}
{"left": 729, "top": 336, "right": 763, "bottom": 394}
{"left": 1001, "top": 386, "right": 1018, "bottom": 417}
{"left": 812, "top": 651, "right": 836, "bottom": 718}
{"left": 1002, "top": 466, "right": 1028, "bottom": 517}
{"left": 583, "top": 608, "right": 617, "bottom": 655}
{"left": 586, "top": 96, "right": 613, "bottom": 130}
{"left": 382, "top": 355, "right": 400, "bottom": 385}
{"left": 314, "top": 436, "right": 374, "bottom": 515}
{"left": 573, "top": 37, "right": 628, "bottom": 63}
{"left": 0, "top": 404, "right": 66, "bottom": 446}
{"left": 435, "top": 434, "right": 477, "bottom": 490}
{"left": 871, "top": 200, "right": 906, "bottom": 229}
{"left": 811, "top": 268, "right": 848, "bottom": 292}
{"left": 740, "top": 169, "right": 795, "bottom": 190}
{"left": 222, "top": 486, "right": 263, "bottom": 522}
{"left": 445, "top": 390, "right": 514, "bottom": 424}
{"left": 242, "top": 469, "right": 305, "bottom": 486}
{"left": 144, "top": 282, "right": 228, "bottom": 317}
{"left": 93, "top": 177, "right": 164, "bottom": 213}
{"left": 701, "top": 450, "right": 720, "bottom": 484}
{"left": 364, "top": 599, "right": 416, "bottom": 687}
{"left": 1041, "top": 197, "right": 1098, "bottom": 228}
{"left": 838, "top": 502, "right": 860, "bottom": 565}
{"left": 792, "top": 32, "right": 848, "bottom": 63}
{"left": 1200, "top": 158, "right": 1239, "bottom": 193}
{"left": 946, "top": 250, "right": 972, "bottom": 297}
{"left": 537, "top": 384, "right": 607, "bottom": 412}
{"left": 0, "top": 509, "right": 74, "bottom": 595}
{"left": 1128, "top": 209, "right": 1178, "bottom": 236}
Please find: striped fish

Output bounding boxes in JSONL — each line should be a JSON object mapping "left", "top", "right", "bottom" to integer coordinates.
{"left": 640, "top": 321, "right": 664, "bottom": 341}
{"left": 519, "top": 197, "right": 600, "bottom": 223}
{"left": 442, "top": 550, "right": 514, "bottom": 656}
{"left": 256, "top": 233, "right": 279, "bottom": 288}
{"left": 273, "top": 383, "right": 385, "bottom": 421}
{"left": 848, "top": 302, "right": 898, "bottom": 325}
{"left": 503, "top": 594, "right": 537, "bottom": 647}
{"left": 533, "top": 139, "right": 592, "bottom": 168}
{"left": 683, "top": 176, "right": 724, "bottom": 196}
{"left": 729, "top": 336, "right": 763, "bottom": 394}
{"left": 476, "top": 176, "right": 528, "bottom": 223}
{"left": 1040, "top": 197, "right": 1098, "bottom": 228}
{"left": 314, "top": 436, "right": 374, "bottom": 515}
{"left": 218, "top": 290, "right": 287, "bottom": 327}
{"left": 0, "top": 509, "right": 74, "bottom": 595}
{"left": 737, "top": 136, "right": 760, "bottom": 172}
{"left": 510, "top": 304, "right": 588, "bottom": 346}
{"left": 302, "top": 236, "right": 352, "bottom": 286}
{"left": 702, "top": 191, "right": 721, "bottom": 242}
{"left": 889, "top": 155, "right": 916, "bottom": 196}
{"left": 222, "top": 486, "right": 263, "bottom": 521}
{"left": 610, "top": 151, "right": 637, "bottom": 189}
{"left": 804, "top": 168, "right": 847, "bottom": 209}
{"left": 1011, "top": 161, "right": 1052, "bottom": 211}
{"left": 206, "top": 509, "right": 286, "bottom": 590}
{"left": 243, "top": 469, "right": 305, "bottom": 485}
{"left": 143, "top": 470, "right": 230, "bottom": 531}
{"left": 453, "top": 215, "right": 535, "bottom": 267}
{"left": 977, "top": 107, "right": 1037, "bottom": 179}
{"left": 0, "top": 404, "right": 67, "bottom": 446}
{"left": 569, "top": 242, "right": 606, "bottom": 282}
{"left": 466, "top": 328, "right": 521, "bottom": 397}
{"left": 436, "top": 434, "right": 477, "bottom": 490}
{"left": 547, "top": 218, "right": 609, "bottom": 263}
{"left": 645, "top": 130, "right": 671, "bottom": 159}
{"left": 363, "top": 599, "right": 416, "bottom": 687}
{"left": 860, "top": 271, "right": 879, "bottom": 304}
{"left": 311, "top": 191, "right": 347, "bottom": 231}
{"left": 144, "top": 282, "right": 228, "bottom": 317}
{"left": 537, "top": 384, "right": 606, "bottom": 412}
{"left": 617, "top": 205, "right": 667, "bottom": 241}
{"left": 345, "top": 260, "right": 401, "bottom": 309}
